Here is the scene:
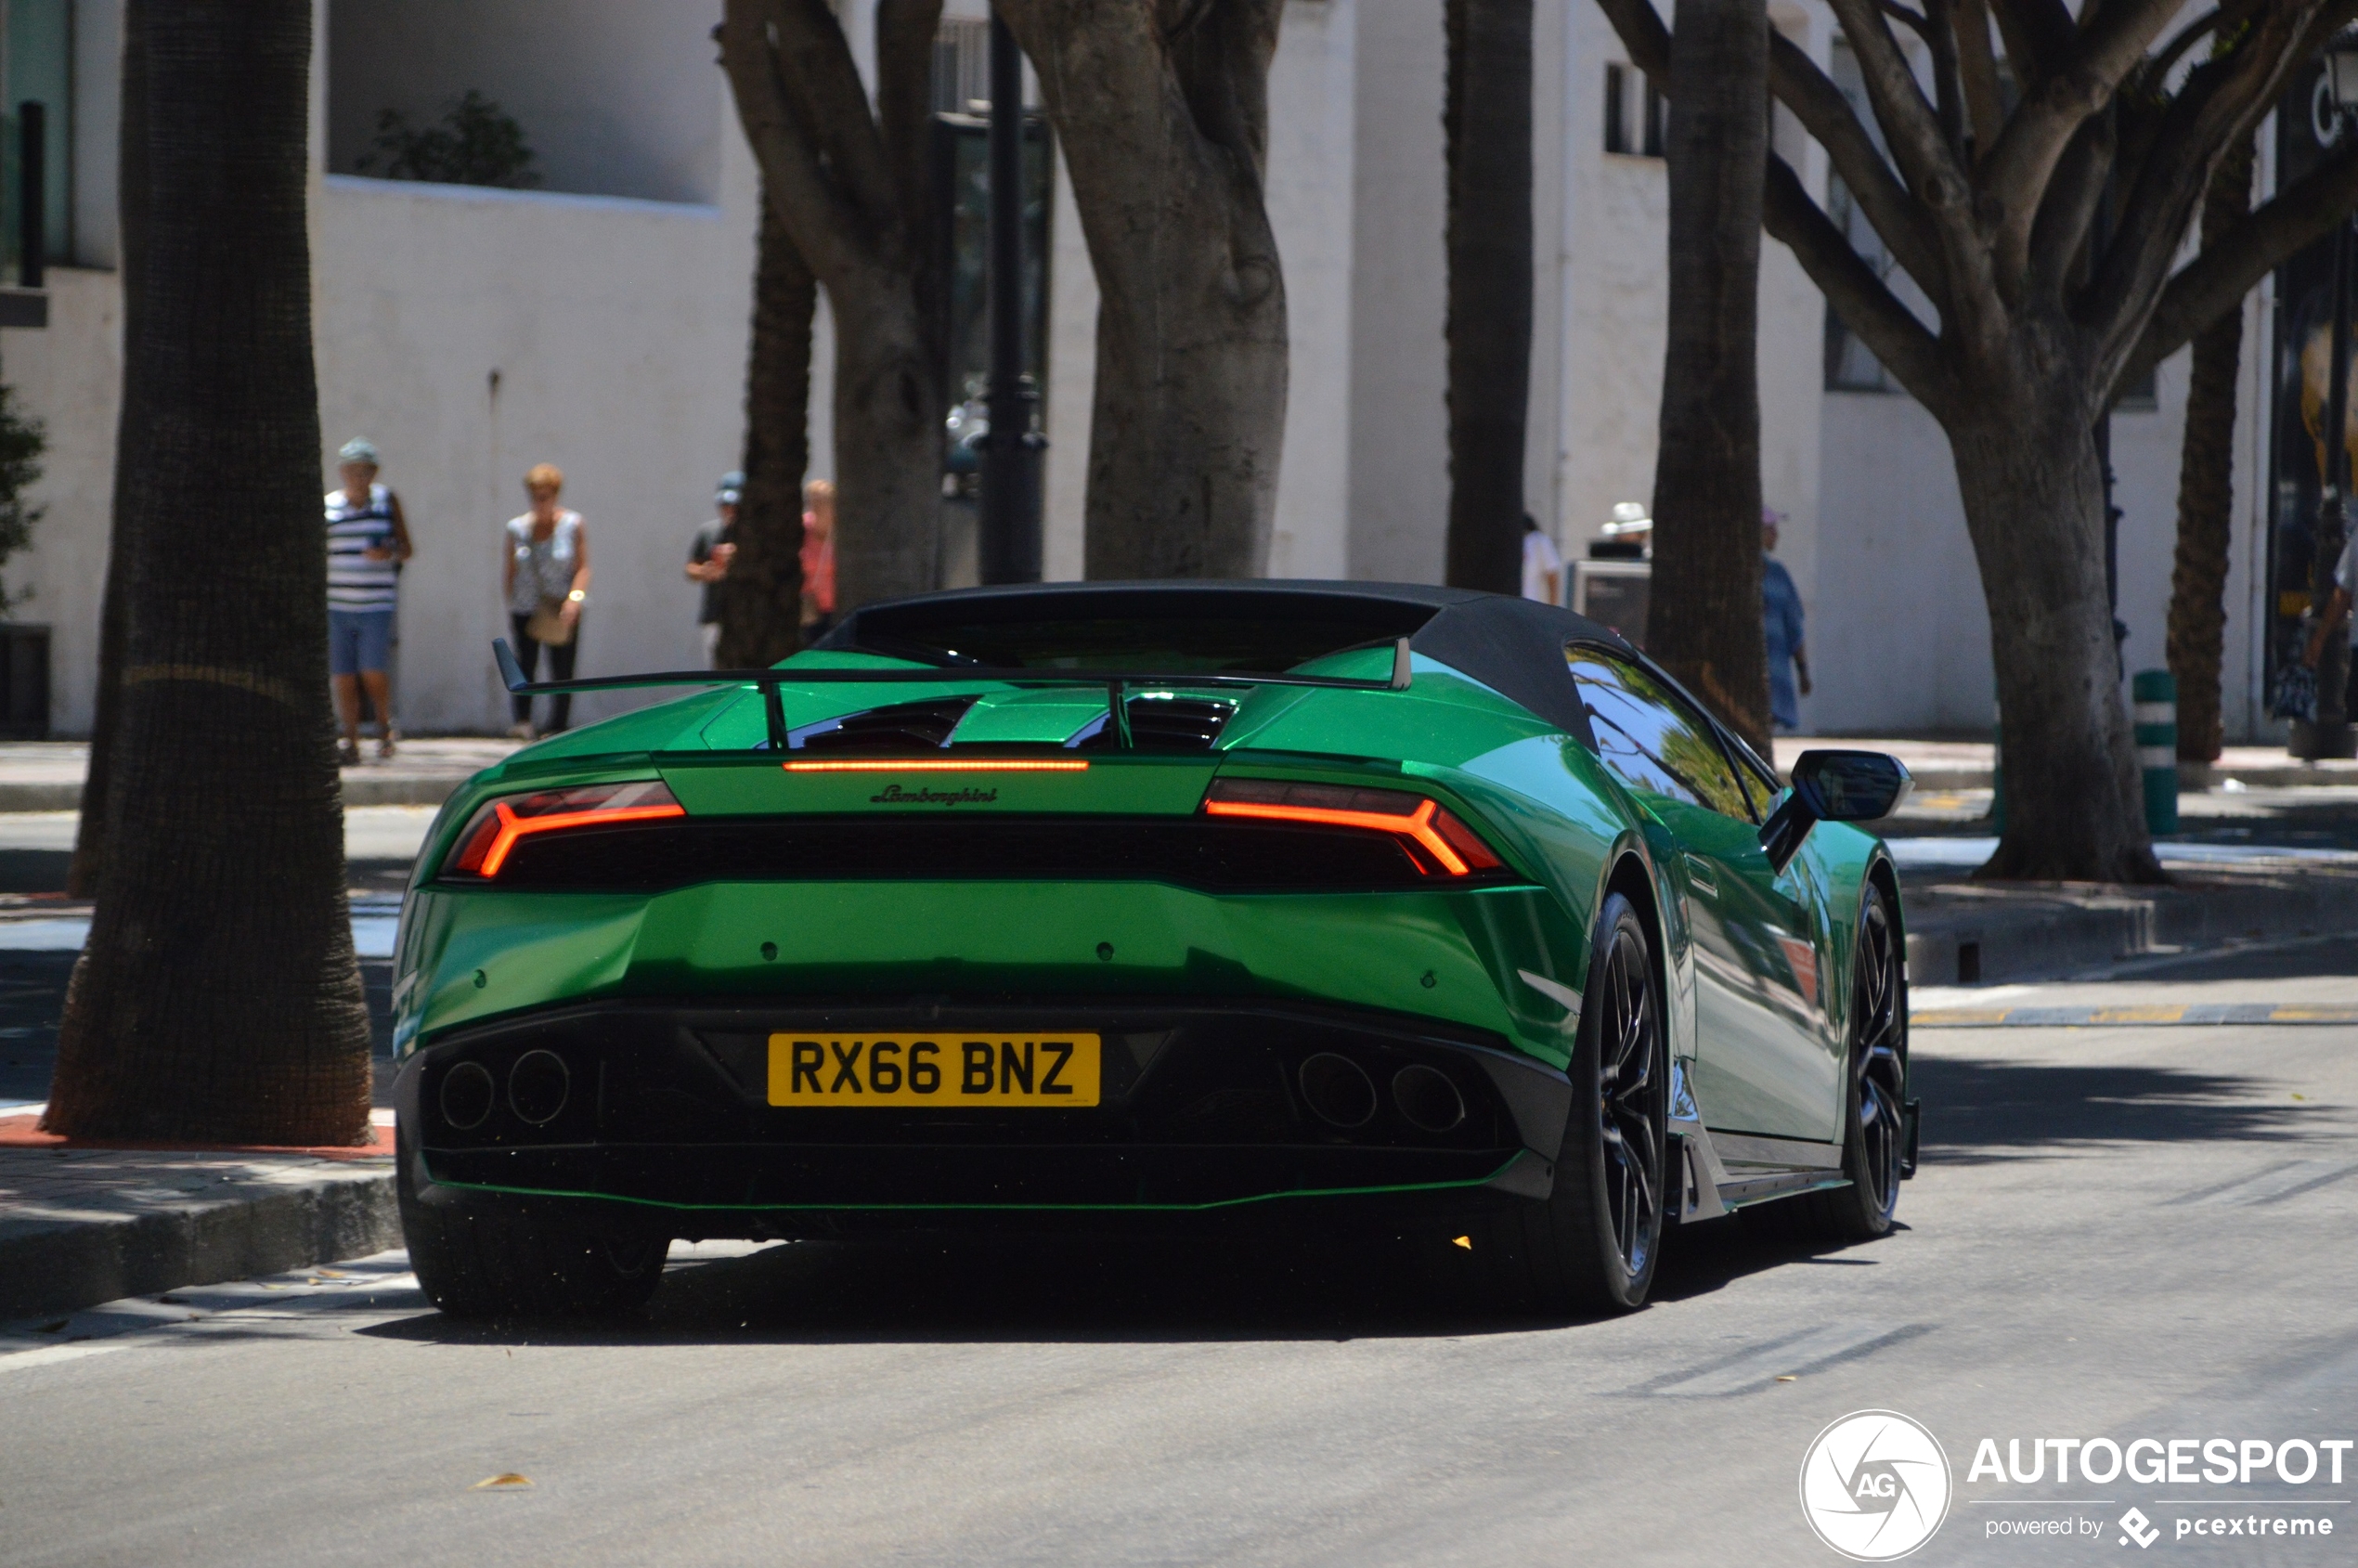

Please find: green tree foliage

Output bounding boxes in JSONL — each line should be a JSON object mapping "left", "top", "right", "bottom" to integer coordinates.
{"left": 357, "top": 89, "right": 539, "bottom": 188}
{"left": 0, "top": 382, "right": 45, "bottom": 609}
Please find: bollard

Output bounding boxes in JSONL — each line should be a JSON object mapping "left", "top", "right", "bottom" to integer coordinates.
{"left": 2131, "top": 669, "right": 2178, "bottom": 836}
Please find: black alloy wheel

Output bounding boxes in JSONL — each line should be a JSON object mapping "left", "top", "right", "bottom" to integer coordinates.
{"left": 1770, "top": 879, "right": 1907, "bottom": 1241}
{"left": 1591, "top": 907, "right": 1666, "bottom": 1281}
{"left": 1467, "top": 889, "right": 1666, "bottom": 1315}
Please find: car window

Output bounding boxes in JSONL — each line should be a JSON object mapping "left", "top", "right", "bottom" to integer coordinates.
{"left": 1566, "top": 650, "right": 1755, "bottom": 822}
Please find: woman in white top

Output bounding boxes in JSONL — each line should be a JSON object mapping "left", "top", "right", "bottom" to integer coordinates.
{"left": 502, "top": 463, "right": 591, "bottom": 737}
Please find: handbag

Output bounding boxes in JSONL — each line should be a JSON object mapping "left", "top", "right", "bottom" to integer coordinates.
{"left": 525, "top": 596, "right": 576, "bottom": 647}
{"left": 2270, "top": 659, "right": 2317, "bottom": 722}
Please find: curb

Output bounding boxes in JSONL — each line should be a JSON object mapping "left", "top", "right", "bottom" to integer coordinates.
{"left": 1784, "top": 763, "right": 2358, "bottom": 794}
{"left": 1901, "top": 873, "right": 2358, "bottom": 988}
{"left": 0, "top": 1162, "right": 398, "bottom": 1320}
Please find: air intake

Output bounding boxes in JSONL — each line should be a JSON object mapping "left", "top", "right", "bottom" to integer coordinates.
{"left": 787, "top": 697, "right": 977, "bottom": 753}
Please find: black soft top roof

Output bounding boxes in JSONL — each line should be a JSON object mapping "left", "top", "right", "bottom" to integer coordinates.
{"left": 821, "top": 580, "right": 1636, "bottom": 741}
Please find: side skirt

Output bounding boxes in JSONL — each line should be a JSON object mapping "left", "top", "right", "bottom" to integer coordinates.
{"left": 1667, "top": 1061, "right": 1846, "bottom": 1221}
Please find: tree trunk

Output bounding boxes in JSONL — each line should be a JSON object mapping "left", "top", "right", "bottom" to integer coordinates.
{"left": 718, "top": 182, "right": 814, "bottom": 669}
{"left": 2164, "top": 134, "right": 2255, "bottom": 767}
{"left": 827, "top": 266, "right": 943, "bottom": 608}
{"left": 1444, "top": 0, "right": 1532, "bottom": 596}
{"left": 717, "top": 0, "right": 945, "bottom": 615}
{"left": 1951, "top": 361, "right": 2162, "bottom": 885}
{"left": 44, "top": 0, "right": 371, "bottom": 1144}
{"left": 1643, "top": 0, "right": 1771, "bottom": 753}
{"left": 67, "top": 12, "right": 150, "bottom": 900}
{"left": 999, "top": 0, "right": 1288, "bottom": 579}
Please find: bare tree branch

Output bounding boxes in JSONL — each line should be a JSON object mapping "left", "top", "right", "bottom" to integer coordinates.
{"left": 718, "top": 0, "right": 867, "bottom": 282}
{"left": 767, "top": 0, "right": 900, "bottom": 234}
{"left": 2084, "top": 0, "right": 2328, "bottom": 376}
{"left": 1823, "top": 0, "right": 1971, "bottom": 220}
{"left": 1923, "top": 0, "right": 1968, "bottom": 162}
{"left": 2027, "top": 111, "right": 2115, "bottom": 300}
{"left": 1977, "top": 0, "right": 2183, "bottom": 295}
{"left": 1766, "top": 31, "right": 1949, "bottom": 304}
{"left": 1954, "top": 0, "right": 2005, "bottom": 157}
{"left": 1987, "top": 0, "right": 2077, "bottom": 83}
{"left": 2120, "top": 131, "right": 2358, "bottom": 393}
{"left": 1595, "top": 0, "right": 1669, "bottom": 78}
{"left": 1761, "top": 152, "right": 1955, "bottom": 415}
{"left": 875, "top": 0, "right": 947, "bottom": 226}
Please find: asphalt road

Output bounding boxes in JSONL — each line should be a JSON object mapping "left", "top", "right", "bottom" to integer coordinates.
{"left": 6, "top": 941, "right": 2357, "bottom": 1567}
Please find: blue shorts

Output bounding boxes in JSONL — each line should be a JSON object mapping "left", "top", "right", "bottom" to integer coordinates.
{"left": 329, "top": 608, "right": 396, "bottom": 676}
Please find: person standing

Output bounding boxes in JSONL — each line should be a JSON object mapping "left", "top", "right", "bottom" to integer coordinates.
{"left": 325, "top": 436, "right": 412, "bottom": 765}
{"left": 503, "top": 463, "right": 591, "bottom": 738}
{"left": 685, "top": 472, "right": 741, "bottom": 667}
{"left": 1520, "top": 512, "right": 1563, "bottom": 605}
{"left": 1762, "top": 509, "right": 1811, "bottom": 732}
{"left": 800, "top": 478, "right": 837, "bottom": 640}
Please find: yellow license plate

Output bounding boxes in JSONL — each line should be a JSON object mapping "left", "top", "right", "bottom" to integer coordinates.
{"left": 767, "top": 1033, "right": 1101, "bottom": 1108}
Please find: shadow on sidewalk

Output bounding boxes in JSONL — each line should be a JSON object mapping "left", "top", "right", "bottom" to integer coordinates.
{"left": 1911, "top": 1054, "right": 2321, "bottom": 1165}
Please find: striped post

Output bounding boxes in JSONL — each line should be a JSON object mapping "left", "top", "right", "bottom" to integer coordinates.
{"left": 2132, "top": 669, "right": 2178, "bottom": 836}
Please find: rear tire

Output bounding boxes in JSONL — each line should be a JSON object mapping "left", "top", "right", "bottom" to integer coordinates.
{"left": 1759, "top": 880, "right": 1907, "bottom": 1242}
{"left": 1461, "top": 890, "right": 1665, "bottom": 1316}
{"left": 397, "top": 1123, "right": 667, "bottom": 1319}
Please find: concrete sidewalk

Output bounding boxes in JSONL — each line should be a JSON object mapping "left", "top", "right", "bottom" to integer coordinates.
{"left": 0, "top": 1111, "right": 398, "bottom": 1320}
{"left": 0, "top": 737, "right": 519, "bottom": 812}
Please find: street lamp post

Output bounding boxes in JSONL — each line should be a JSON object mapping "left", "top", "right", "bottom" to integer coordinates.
{"left": 978, "top": 6, "right": 1043, "bottom": 585}
{"left": 2295, "top": 37, "right": 2358, "bottom": 759}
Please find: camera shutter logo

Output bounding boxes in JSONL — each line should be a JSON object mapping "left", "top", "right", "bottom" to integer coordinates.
{"left": 1798, "top": 1409, "right": 1953, "bottom": 1561}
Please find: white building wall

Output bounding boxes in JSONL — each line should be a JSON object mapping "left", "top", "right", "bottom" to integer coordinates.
{"left": 1263, "top": 0, "right": 1358, "bottom": 580}
{"left": 1344, "top": 0, "right": 1447, "bottom": 583}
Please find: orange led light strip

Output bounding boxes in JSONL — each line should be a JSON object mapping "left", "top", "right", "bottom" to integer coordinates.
{"left": 780, "top": 758, "right": 1091, "bottom": 773}
{"left": 475, "top": 799, "right": 686, "bottom": 877}
{"left": 1203, "top": 797, "right": 1471, "bottom": 875}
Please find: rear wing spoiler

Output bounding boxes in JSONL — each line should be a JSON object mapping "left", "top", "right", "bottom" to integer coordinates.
{"left": 493, "top": 636, "right": 1414, "bottom": 752}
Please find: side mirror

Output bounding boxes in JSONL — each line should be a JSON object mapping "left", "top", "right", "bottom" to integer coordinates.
{"left": 1759, "top": 750, "right": 1912, "bottom": 873}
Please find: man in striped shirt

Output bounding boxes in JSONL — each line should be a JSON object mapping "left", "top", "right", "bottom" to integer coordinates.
{"left": 326, "top": 437, "right": 413, "bottom": 764}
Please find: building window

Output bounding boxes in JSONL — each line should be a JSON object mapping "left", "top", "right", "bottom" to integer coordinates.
{"left": 5, "top": 0, "right": 73, "bottom": 282}
{"left": 1602, "top": 62, "right": 1665, "bottom": 159}
{"left": 933, "top": 19, "right": 991, "bottom": 115}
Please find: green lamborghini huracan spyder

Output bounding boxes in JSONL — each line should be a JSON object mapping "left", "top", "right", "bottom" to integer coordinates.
{"left": 390, "top": 581, "right": 1917, "bottom": 1318}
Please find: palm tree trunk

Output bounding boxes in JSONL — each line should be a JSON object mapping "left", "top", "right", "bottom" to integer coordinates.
{"left": 2164, "top": 134, "right": 2255, "bottom": 768}
{"left": 66, "top": 13, "right": 150, "bottom": 900}
{"left": 1643, "top": 0, "right": 1771, "bottom": 753}
{"left": 718, "top": 183, "right": 814, "bottom": 669}
{"left": 44, "top": 0, "right": 370, "bottom": 1145}
{"left": 1444, "top": 0, "right": 1533, "bottom": 596}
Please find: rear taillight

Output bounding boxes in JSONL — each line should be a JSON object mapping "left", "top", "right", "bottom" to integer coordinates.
{"left": 1201, "top": 778, "right": 1504, "bottom": 876}
{"left": 446, "top": 781, "right": 686, "bottom": 879}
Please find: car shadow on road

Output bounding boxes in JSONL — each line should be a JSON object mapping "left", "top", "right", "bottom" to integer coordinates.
{"left": 1910, "top": 1053, "right": 2328, "bottom": 1164}
{"left": 355, "top": 1209, "right": 1861, "bottom": 1350}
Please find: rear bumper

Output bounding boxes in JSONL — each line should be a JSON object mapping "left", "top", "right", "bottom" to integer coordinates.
{"left": 395, "top": 996, "right": 1572, "bottom": 1227}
